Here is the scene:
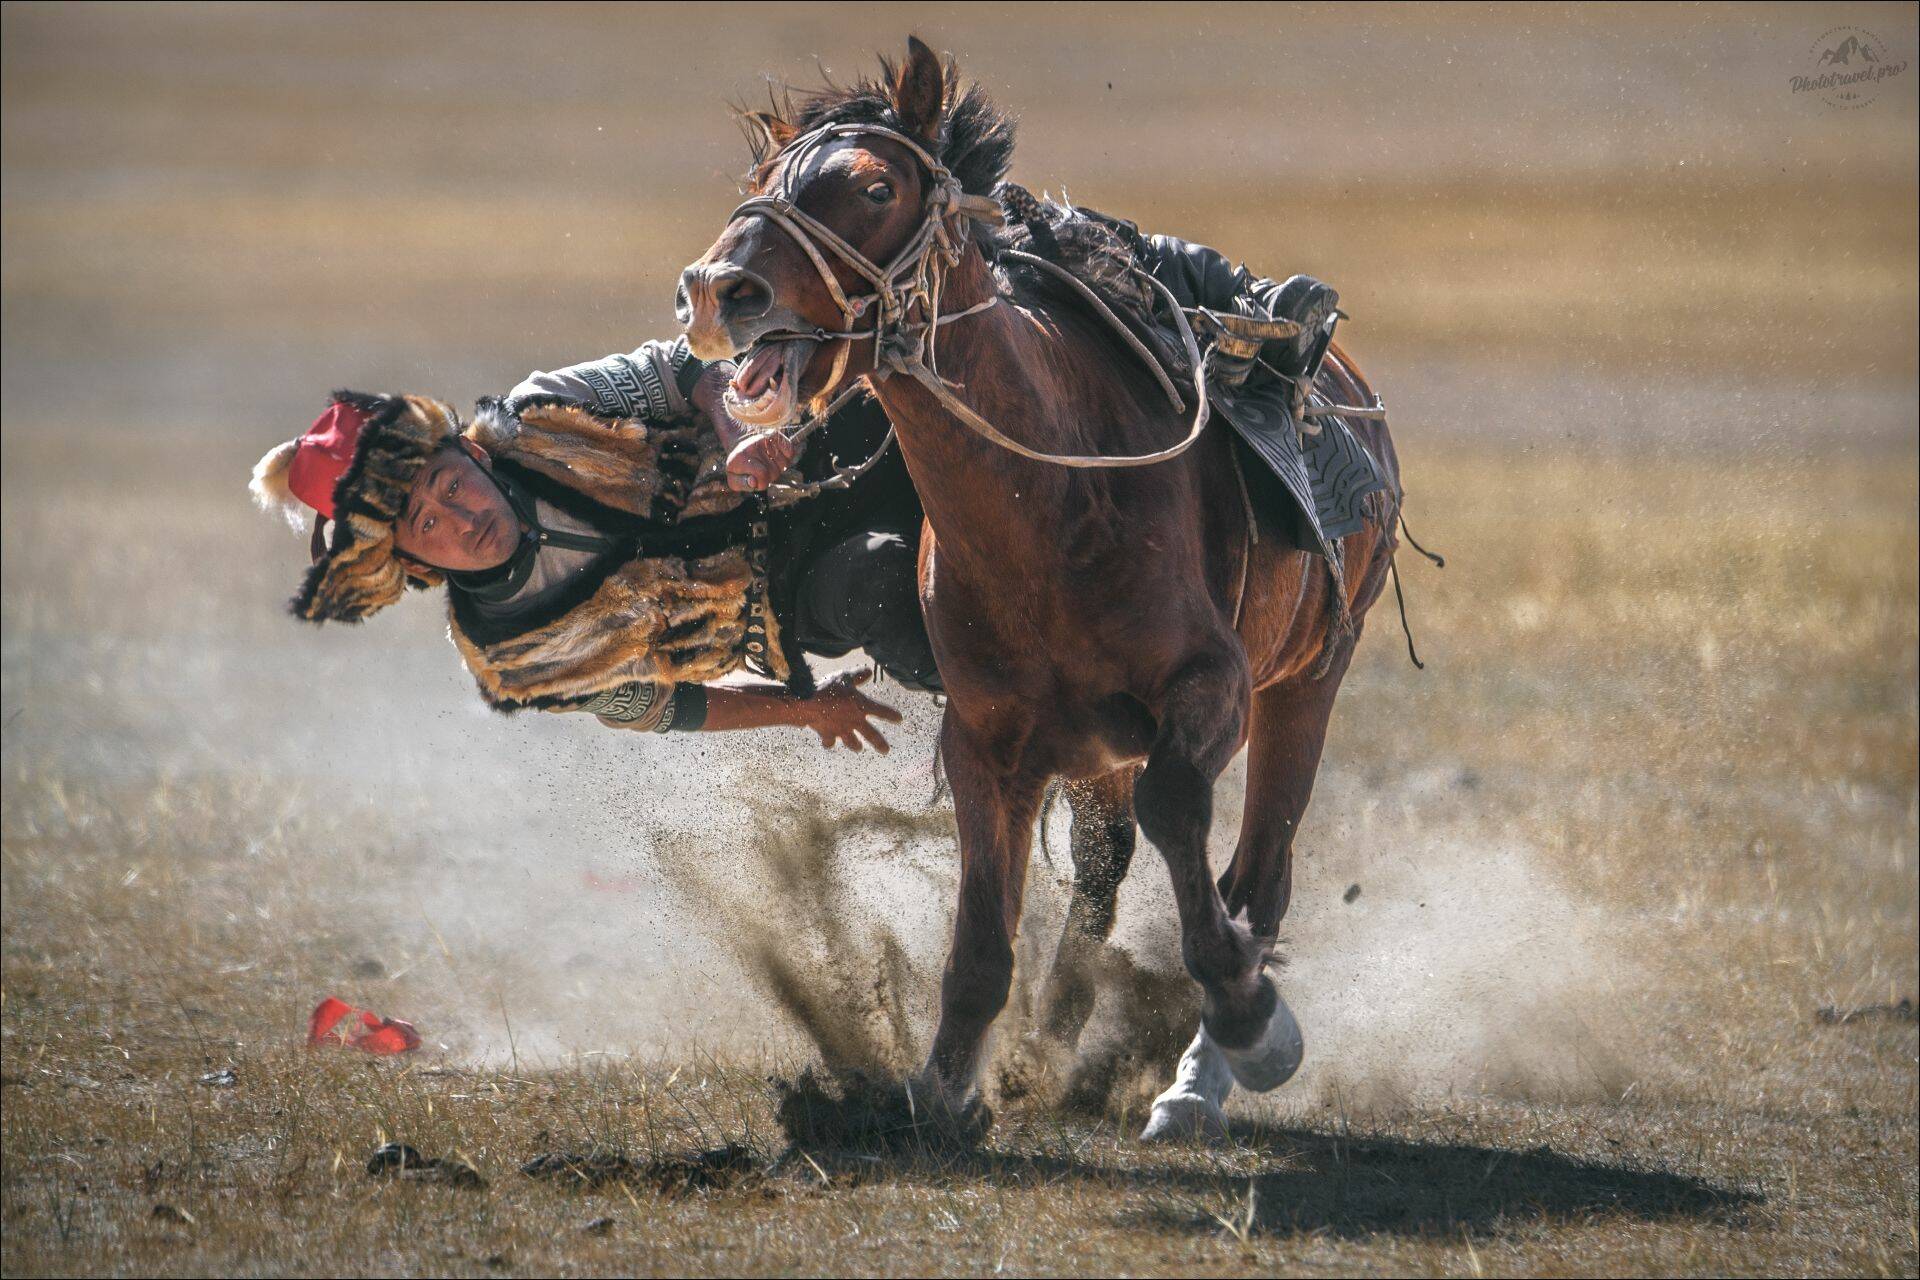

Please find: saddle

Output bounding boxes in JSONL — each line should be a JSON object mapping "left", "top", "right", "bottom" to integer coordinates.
{"left": 991, "top": 195, "right": 1387, "bottom": 559}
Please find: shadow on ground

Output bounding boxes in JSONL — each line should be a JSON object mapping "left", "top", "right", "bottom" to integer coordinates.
{"left": 795, "top": 1125, "right": 1759, "bottom": 1241}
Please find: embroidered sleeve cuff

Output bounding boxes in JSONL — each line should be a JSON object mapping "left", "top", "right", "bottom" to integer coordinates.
{"left": 576, "top": 680, "right": 669, "bottom": 730}
{"left": 507, "top": 340, "right": 695, "bottom": 423}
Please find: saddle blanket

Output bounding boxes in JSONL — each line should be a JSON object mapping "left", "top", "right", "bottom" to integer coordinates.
{"left": 1209, "top": 376, "right": 1386, "bottom": 554}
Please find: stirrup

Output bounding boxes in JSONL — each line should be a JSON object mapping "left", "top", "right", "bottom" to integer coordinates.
{"left": 1193, "top": 308, "right": 1302, "bottom": 389}
{"left": 1297, "top": 308, "right": 1341, "bottom": 385}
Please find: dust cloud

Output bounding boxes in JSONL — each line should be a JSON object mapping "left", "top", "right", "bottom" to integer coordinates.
{"left": 654, "top": 790, "right": 955, "bottom": 1076}
{"left": 1276, "top": 828, "right": 1641, "bottom": 1112}
{"left": 372, "top": 689, "right": 1642, "bottom": 1121}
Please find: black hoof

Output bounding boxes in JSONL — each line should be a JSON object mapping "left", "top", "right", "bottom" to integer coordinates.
{"left": 775, "top": 1067, "right": 991, "bottom": 1155}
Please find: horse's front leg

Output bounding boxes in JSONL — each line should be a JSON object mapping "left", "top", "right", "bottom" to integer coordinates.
{"left": 917, "top": 708, "right": 1046, "bottom": 1116}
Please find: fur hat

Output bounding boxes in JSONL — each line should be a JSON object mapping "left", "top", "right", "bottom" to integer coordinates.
{"left": 250, "top": 391, "right": 459, "bottom": 623}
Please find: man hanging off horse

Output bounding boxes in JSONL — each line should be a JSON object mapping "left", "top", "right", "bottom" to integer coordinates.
{"left": 249, "top": 252, "right": 1340, "bottom": 748}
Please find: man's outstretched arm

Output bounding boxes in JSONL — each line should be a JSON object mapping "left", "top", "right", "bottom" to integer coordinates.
{"left": 588, "top": 672, "right": 901, "bottom": 753}
{"left": 508, "top": 337, "right": 710, "bottom": 422}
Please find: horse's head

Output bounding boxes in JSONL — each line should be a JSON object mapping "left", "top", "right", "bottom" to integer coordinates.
{"left": 679, "top": 37, "right": 1011, "bottom": 429}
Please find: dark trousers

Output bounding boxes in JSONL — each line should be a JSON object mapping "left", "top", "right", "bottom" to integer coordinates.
{"left": 791, "top": 530, "right": 942, "bottom": 692}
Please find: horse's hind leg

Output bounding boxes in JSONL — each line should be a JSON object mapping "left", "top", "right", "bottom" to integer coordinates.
{"left": 1220, "top": 648, "right": 1353, "bottom": 938}
{"left": 1037, "top": 767, "right": 1138, "bottom": 1049}
{"left": 1142, "top": 656, "right": 1351, "bottom": 1141}
{"left": 1130, "top": 647, "right": 1294, "bottom": 1096}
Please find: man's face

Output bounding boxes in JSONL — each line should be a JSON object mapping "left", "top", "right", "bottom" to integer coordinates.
{"left": 392, "top": 440, "right": 522, "bottom": 572}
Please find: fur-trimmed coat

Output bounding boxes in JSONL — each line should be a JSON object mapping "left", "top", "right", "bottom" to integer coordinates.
{"left": 447, "top": 398, "right": 792, "bottom": 713}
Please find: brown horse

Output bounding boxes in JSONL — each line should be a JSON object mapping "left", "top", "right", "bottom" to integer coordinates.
{"left": 682, "top": 38, "right": 1401, "bottom": 1141}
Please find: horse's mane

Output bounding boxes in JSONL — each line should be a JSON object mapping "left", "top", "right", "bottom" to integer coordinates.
{"left": 742, "top": 52, "right": 1016, "bottom": 253}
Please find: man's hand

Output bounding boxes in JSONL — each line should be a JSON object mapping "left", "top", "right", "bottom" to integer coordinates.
{"left": 725, "top": 430, "right": 797, "bottom": 493}
{"left": 803, "top": 670, "right": 904, "bottom": 753}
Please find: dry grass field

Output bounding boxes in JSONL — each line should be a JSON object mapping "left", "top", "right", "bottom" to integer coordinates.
{"left": 3, "top": 4, "right": 1916, "bottom": 1277}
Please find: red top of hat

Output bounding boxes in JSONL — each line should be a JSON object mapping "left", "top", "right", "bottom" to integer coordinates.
{"left": 286, "top": 400, "right": 371, "bottom": 520}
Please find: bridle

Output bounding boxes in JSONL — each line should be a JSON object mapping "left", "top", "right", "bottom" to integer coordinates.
{"left": 731, "top": 123, "right": 1006, "bottom": 364}
{"left": 723, "top": 122, "right": 1002, "bottom": 493}
{"left": 720, "top": 119, "right": 1216, "bottom": 492}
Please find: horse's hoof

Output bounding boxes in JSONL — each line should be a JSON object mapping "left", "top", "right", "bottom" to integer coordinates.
{"left": 946, "top": 1095, "right": 994, "bottom": 1145}
{"left": 1217, "top": 987, "right": 1303, "bottom": 1093}
{"left": 1140, "top": 1091, "right": 1230, "bottom": 1144}
{"left": 905, "top": 1074, "right": 994, "bottom": 1147}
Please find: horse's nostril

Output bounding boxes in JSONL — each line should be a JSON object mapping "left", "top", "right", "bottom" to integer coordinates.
{"left": 715, "top": 269, "right": 773, "bottom": 320}
{"left": 679, "top": 264, "right": 773, "bottom": 331}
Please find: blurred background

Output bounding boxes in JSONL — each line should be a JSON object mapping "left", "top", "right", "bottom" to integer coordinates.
{"left": 2, "top": 0, "right": 1915, "bottom": 1143}
{"left": 5, "top": 2, "right": 1915, "bottom": 439}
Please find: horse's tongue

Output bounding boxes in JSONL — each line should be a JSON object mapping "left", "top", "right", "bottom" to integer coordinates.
{"left": 732, "top": 343, "right": 786, "bottom": 398}
{"left": 725, "top": 339, "right": 806, "bottom": 428}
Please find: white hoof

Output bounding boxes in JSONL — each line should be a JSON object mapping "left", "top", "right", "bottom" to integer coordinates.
{"left": 1140, "top": 1090, "right": 1230, "bottom": 1144}
{"left": 1139, "top": 1025, "right": 1236, "bottom": 1143}
{"left": 1216, "top": 987, "right": 1303, "bottom": 1093}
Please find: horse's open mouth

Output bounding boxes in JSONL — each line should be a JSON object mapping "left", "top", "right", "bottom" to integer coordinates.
{"left": 726, "top": 338, "right": 814, "bottom": 429}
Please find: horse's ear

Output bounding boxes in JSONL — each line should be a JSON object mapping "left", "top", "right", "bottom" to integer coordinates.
{"left": 745, "top": 110, "right": 796, "bottom": 152}
{"left": 891, "top": 35, "right": 947, "bottom": 144}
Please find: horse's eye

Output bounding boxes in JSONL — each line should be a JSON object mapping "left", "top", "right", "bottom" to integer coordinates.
{"left": 864, "top": 181, "right": 894, "bottom": 205}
